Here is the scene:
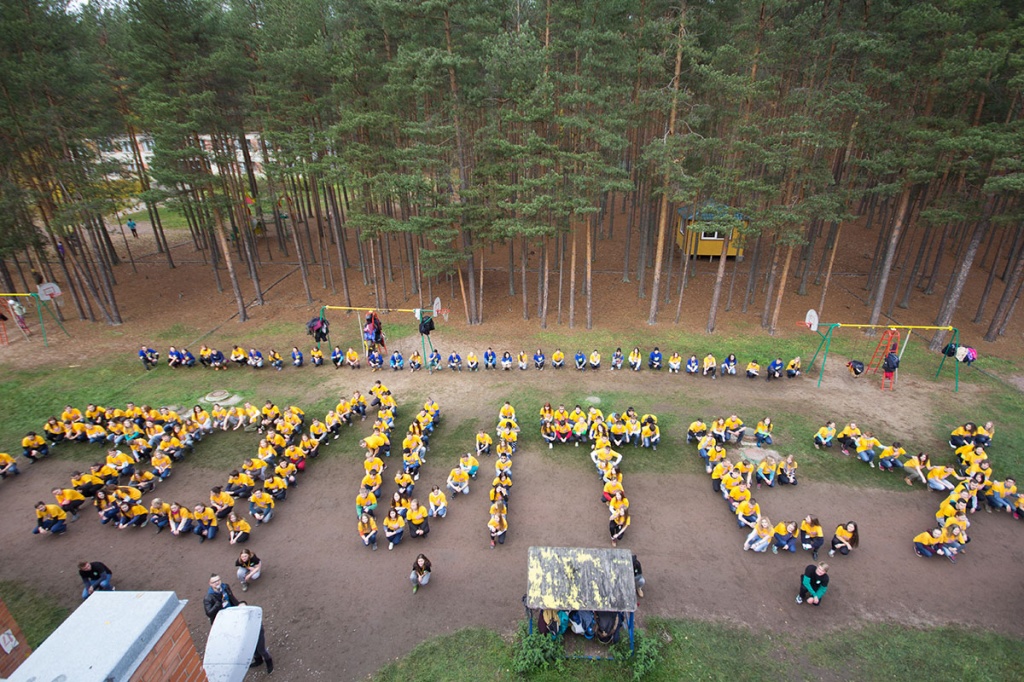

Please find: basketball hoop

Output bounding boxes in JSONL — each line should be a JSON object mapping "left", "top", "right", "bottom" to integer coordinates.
{"left": 432, "top": 297, "right": 442, "bottom": 318}
{"left": 804, "top": 309, "right": 819, "bottom": 332}
{"left": 37, "top": 282, "right": 62, "bottom": 302}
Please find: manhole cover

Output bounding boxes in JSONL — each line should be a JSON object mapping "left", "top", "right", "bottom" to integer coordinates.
{"left": 204, "top": 390, "right": 231, "bottom": 402}
{"left": 585, "top": 396, "right": 601, "bottom": 404}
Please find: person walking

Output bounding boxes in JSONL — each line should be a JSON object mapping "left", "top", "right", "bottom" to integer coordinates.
{"left": 410, "top": 554, "right": 431, "bottom": 593}
{"left": 796, "top": 562, "right": 829, "bottom": 606}
{"left": 203, "top": 574, "right": 239, "bottom": 623}
{"left": 127, "top": 218, "right": 138, "bottom": 238}
{"left": 78, "top": 561, "right": 114, "bottom": 599}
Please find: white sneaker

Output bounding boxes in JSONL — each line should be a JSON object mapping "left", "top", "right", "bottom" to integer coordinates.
{"left": 705, "top": 465, "right": 712, "bottom": 474}
{"left": 828, "top": 549, "right": 835, "bottom": 557}
{"left": 389, "top": 542, "right": 394, "bottom": 550}
{"left": 549, "top": 443, "right": 553, "bottom": 449}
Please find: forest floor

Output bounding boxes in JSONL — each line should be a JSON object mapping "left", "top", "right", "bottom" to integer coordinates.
{"left": 0, "top": 209, "right": 1021, "bottom": 680}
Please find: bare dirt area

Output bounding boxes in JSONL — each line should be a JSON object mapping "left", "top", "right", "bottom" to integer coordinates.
{"left": 0, "top": 212, "right": 1020, "bottom": 680}
{"left": 0, "top": 363, "right": 1019, "bottom": 681}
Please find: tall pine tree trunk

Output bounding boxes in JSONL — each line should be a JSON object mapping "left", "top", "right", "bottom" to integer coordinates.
{"left": 928, "top": 197, "right": 993, "bottom": 350}
{"left": 868, "top": 186, "right": 912, "bottom": 326}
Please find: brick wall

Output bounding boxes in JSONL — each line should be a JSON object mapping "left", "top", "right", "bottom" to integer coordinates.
{"left": 128, "top": 612, "right": 207, "bottom": 682}
{"left": 0, "top": 596, "right": 32, "bottom": 678}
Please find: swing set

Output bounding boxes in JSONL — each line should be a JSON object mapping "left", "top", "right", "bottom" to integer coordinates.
{"left": 0, "top": 292, "right": 70, "bottom": 348}
{"left": 801, "top": 309, "right": 961, "bottom": 392}
{"left": 315, "top": 298, "right": 450, "bottom": 373}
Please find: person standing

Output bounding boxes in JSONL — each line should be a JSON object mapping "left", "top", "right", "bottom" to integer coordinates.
{"left": 796, "top": 562, "right": 829, "bottom": 605}
{"left": 78, "top": 561, "right": 114, "bottom": 599}
{"left": 203, "top": 574, "right": 239, "bottom": 623}
{"left": 632, "top": 553, "right": 645, "bottom": 598}
{"left": 410, "top": 554, "right": 431, "bottom": 593}
{"left": 127, "top": 218, "right": 138, "bottom": 238}
{"left": 235, "top": 549, "right": 262, "bottom": 592}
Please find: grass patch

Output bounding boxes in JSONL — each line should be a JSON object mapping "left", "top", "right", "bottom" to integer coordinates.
{"left": 120, "top": 205, "right": 191, "bottom": 231}
{"left": 373, "top": 628, "right": 512, "bottom": 681}
{"left": 0, "top": 581, "right": 69, "bottom": 649}
{"left": 153, "top": 323, "right": 203, "bottom": 343}
{"left": 807, "top": 623, "right": 1024, "bottom": 681}
{"left": 370, "top": 619, "right": 1024, "bottom": 681}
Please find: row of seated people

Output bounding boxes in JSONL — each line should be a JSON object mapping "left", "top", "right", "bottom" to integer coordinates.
{"left": 357, "top": 399, "right": 442, "bottom": 551}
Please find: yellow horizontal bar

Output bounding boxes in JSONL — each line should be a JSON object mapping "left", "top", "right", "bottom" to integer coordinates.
{"left": 0, "top": 292, "right": 36, "bottom": 297}
{"left": 833, "top": 324, "right": 953, "bottom": 331}
{"left": 324, "top": 305, "right": 422, "bottom": 313}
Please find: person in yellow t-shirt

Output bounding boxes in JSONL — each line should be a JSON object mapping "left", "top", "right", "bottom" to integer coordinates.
{"left": 447, "top": 467, "right": 469, "bottom": 496}
{"left": 609, "top": 508, "right": 630, "bottom": 547}
{"left": 828, "top": 522, "right": 858, "bottom": 557}
{"left": 855, "top": 433, "right": 883, "bottom": 467}
{"left": 227, "top": 513, "right": 252, "bottom": 545}
{"left": 836, "top": 422, "right": 861, "bottom": 454}
{"left": 800, "top": 515, "right": 825, "bottom": 559}
{"left": 913, "top": 528, "right": 945, "bottom": 558}
{"left": 772, "top": 520, "right": 798, "bottom": 554}
{"left": 813, "top": 421, "right": 836, "bottom": 449}
{"left": 33, "top": 501, "right": 68, "bottom": 535}
{"left": 115, "top": 501, "right": 149, "bottom": 530}
{"left": 745, "top": 360, "right": 760, "bottom": 378}
{"left": 358, "top": 513, "right": 378, "bottom": 550}
{"left": 21, "top": 432, "right": 49, "bottom": 462}
{"left": 428, "top": 486, "right": 448, "bottom": 518}
{"left": 407, "top": 499, "right": 430, "bottom": 539}
{"left": 742, "top": 516, "right": 773, "bottom": 552}
{"left": 702, "top": 353, "right": 717, "bottom": 378}
{"left": 248, "top": 490, "right": 275, "bottom": 524}
{"left": 383, "top": 509, "right": 406, "bottom": 550}
{"left": 488, "top": 513, "right": 508, "bottom": 548}
{"left": 551, "top": 348, "right": 565, "bottom": 369}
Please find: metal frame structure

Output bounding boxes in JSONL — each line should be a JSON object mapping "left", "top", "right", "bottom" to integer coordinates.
{"left": 806, "top": 322, "right": 960, "bottom": 391}
{"left": 0, "top": 292, "right": 70, "bottom": 347}
{"left": 316, "top": 304, "right": 442, "bottom": 372}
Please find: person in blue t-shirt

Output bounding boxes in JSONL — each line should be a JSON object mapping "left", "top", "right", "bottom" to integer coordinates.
{"left": 648, "top": 347, "right": 663, "bottom": 370}
{"left": 574, "top": 350, "right": 586, "bottom": 371}
{"left": 291, "top": 347, "right": 304, "bottom": 367}
{"left": 448, "top": 351, "right": 463, "bottom": 371}
{"left": 766, "top": 357, "right": 784, "bottom": 380}
{"left": 139, "top": 345, "right": 159, "bottom": 371}
{"left": 390, "top": 350, "right": 404, "bottom": 371}
{"left": 533, "top": 349, "right": 545, "bottom": 370}
{"left": 685, "top": 354, "right": 698, "bottom": 374}
{"left": 331, "top": 346, "right": 343, "bottom": 368}
{"left": 181, "top": 348, "right": 196, "bottom": 367}
{"left": 484, "top": 347, "right": 497, "bottom": 369}
{"left": 369, "top": 349, "right": 384, "bottom": 370}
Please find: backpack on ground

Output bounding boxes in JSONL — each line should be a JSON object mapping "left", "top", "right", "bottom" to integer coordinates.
{"left": 568, "top": 610, "right": 596, "bottom": 639}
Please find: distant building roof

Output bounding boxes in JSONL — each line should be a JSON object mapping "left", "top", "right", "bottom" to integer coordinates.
{"left": 677, "top": 201, "right": 748, "bottom": 223}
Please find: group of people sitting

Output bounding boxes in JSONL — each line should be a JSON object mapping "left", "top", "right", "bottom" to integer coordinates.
{"left": 481, "top": 404, "right": 517, "bottom": 549}
{"left": 911, "top": 420, "right": 1015, "bottom": 564}
{"left": 139, "top": 341, "right": 810, "bottom": 385}
{"left": 686, "top": 415, "right": 860, "bottom": 560}
{"left": 538, "top": 403, "right": 660, "bottom": 453}
{"left": 139, "top": 344, "right": 334, "bottom": 372}
{"left": 356, "top": 392, "right": 442, "bottom": 551}
{"left": 30, "top": 400, "right": 221, "bottom": 536}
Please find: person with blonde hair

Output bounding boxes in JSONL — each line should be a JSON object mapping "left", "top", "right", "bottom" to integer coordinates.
{"left": 743, "top": 516, "right": 773, "bottom": 553}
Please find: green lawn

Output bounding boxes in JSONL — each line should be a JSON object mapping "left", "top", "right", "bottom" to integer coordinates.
{"left": 0, "top": 581, "right": 69, "bottom": 649}
{"left": 371, "top": 619, "right": 1024, "bottom": 682}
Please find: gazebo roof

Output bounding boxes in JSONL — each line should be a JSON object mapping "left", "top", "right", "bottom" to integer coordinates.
{"left": 526, "top": 546, "right": 637, "bottom": 612}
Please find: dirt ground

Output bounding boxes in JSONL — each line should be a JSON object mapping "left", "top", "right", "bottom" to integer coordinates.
{"left": 0, "top": 212, "right": 1021, "bottom": 680}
